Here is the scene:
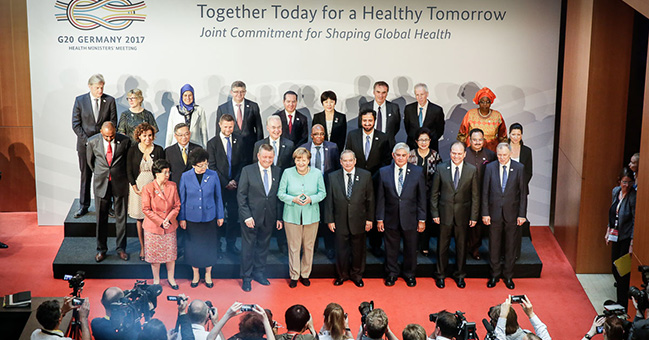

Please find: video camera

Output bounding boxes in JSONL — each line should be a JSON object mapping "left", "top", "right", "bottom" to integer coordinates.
{"left": 110, "top": 280, "right": 162, "bottom": 334}
{"left": 63, "top": 271, "right": 85, "bottom": 297}
{"left": 430, "top": 311, "right": 478, "bottom": 340}
{"left": 359, "top": 301, "right": 374, "bottom": 324}
{"left": 629, "top": 265, "right": 649, "bottom": 312}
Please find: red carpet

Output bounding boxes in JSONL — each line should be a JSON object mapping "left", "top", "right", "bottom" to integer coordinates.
{"left": 0, "top": 212, "right": 595, "bottom": 338}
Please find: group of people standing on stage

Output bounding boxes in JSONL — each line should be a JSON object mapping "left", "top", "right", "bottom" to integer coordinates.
{"left": 72, "top": 74, "right": 534, "bottom": 292}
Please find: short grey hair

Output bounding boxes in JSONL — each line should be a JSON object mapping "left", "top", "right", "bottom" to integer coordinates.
{"left": 88, "top": 74, "right": 105, "bottom": 85}
{"left": 231, "top": 80, "right": 246, "bottom": 90}
{"left": 414, "top": 83, "right": 428, "bottom": 93}
{"left": 340, "top": 149, "right": 356, "bottom": 160}
{"left": 266, "top": 115, "right": 281, "bottom": 126}
{"left": 496, "top": 142, "right": 512, "bottom": 152}
{"left": 393, "top": 142, "right": 410, "bottom": 154}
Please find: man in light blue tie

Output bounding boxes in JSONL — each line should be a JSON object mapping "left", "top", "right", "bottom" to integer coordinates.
{"left": 481, "top": 143, "right": 528, "bottom": 290}
{"left": 404, "top": 83, "right": 445, "bottom": 152}
{"left": 237, "top": 144, "right": 284, "bottom": 292}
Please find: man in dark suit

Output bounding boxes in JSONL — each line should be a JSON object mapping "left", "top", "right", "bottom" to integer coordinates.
{"left": 86, "top": 122, "right": 131, "bottom": 262}
{"left": 274, "top": 90, "right": 308, "bottom": 146}
{"left": 301, "top": 124, "right": 340, "bottom": 259}
{"left": 430, "top": 141, "right": 479, "bottom": 289}
{"left": 324, "top": 150, "right": 374, "bottom": 287}
{"left": 404, "top": 83, "right": 445, "bottom": 152}
{"left": 345, "top": 109, "right": 392, "bottom": 257}
{"left": 165, "top": 123, "right": 201, "bottom": 185}
{"left": 237, "top": 144, "right": 284, "bottom": 292}
{"left": 482, "top": 142, "right": 528, "bottom": 289}
{"left": 253, "top": 115, "right": 295, "bottom": 170}
{"left": 358, "top": 81, "right": 401, "bottom": 144}
{"left": 216, "top": 80, "right": 264, "bottom": 166}
{"left": 72, "top": 74, "right": 117, "bottom": 218}
{"left": 207, "top": 114, "right": 243, "bottom": 256}
{"left": 376, "top": 143, "right": 426, "bottom": 287}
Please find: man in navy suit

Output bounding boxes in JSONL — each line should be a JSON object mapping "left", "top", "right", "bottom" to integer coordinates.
{"left": 274, "top": 90, "right": 308, "bottom": 146}
{"left": 216, "top": 81, "right": 264, "bottom": 166}
{"left": 376, "top": 143, "right": 426, "bottom": 287}
{"left": 72, "top": 74, "right": 117, "bottom": 217}
{"left": 237, "top": 144, "right": 283, "bottom": 292}
{"left": 358, "top": 81, "right": 401, "bottom": 144}
{"left": 404, "top": 83, "right": 445, "bottom": 152}
{"left": 482, "top": 143, "right": 528, "bottom": 289}
{"left": 207, "top": 114, "right": 243, "bottom": 256}
{"left": 301, "top": 124, "right": 339, "bottom": 259}
{"left": 253, "top": 115, "right": 295, "bottom": 170}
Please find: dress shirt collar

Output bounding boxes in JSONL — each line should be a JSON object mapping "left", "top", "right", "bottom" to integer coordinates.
{"left": 499, "top": 159, "right": 512, "bottom": 169}
{"left": 269, "top": 136, "right": 281, "bottom": 143}
{"left": 177, "top": 142, "right": 189, "bottom": 151}
{"left": 418, "top": 101, "right": 429, "bottom": 111}
{"left": 285, "top": 110, "right": 296, "bottom": 123}
{"left": 102, "top": 138, "right": 115, "bottom": 154}
{"left": 232, "top": 99, "right": 246, "bottom": 114}
{"left": 258, "top": 162, "right": 271, "bottom": 173}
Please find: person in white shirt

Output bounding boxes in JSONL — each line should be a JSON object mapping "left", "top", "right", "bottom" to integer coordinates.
{"left": 493, "top": 295, "right": 551, "bottom": 340}
{"left": 31, "top": 297, "right": 90, "bottom": 340}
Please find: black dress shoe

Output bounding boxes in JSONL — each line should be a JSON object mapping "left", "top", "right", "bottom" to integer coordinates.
{"left": 487, "top": 277, "right": 499, "bottom": 288}
{"left": 405, "top": 277, "right": 417, "bottom": 287}
{"left": 504, "top": 278, "right": 515, "bottom": 290}
{"left": 242, "top": 280, "right": 252, "bottom": 292}
{"left": 435, "top": 278, "right": 445, "bottom": 288}
{"left": 74, "top": 208, "right": 88, "bottom": 218}
{"left": 0, "top": 242, "right": 8, "bottom": 249}
{"left": 353, "top": 279, "right": 364, "bottom": 287}
{"left": 253, "top": 276, "right": 270, "bottom": 286}
{"left": 326, "top": 249, "right": 335, "bottom": 260}
{"left": 289, "top": 280, "right": 298, "bottom": 288}
{"left": 95, "top": 252, "right": 107, "bottom": 262}
{"left": 190, "top": 281, "right": 199, "bottom": 288}
{"left": 333, "top": 278, "right": 347, "bottom": 286}
{"left": 456, "top": 278, "right": 466, "bottom": 289}
{"left": 205, "top": 280, "right": 214, "bottom": 288}
{"left": 384, "top": 276, "right": 397, "bottom": 286}
{"left": 300, "top": 277, "right": 311, "bottom": 286}
{"left": 167, "top": 280, "right": 179, "bottom": 290}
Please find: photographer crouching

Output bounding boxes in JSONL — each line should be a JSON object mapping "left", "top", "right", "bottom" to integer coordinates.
{"left": 32, "top": 297, "right": 90, "bottom": 340}
{"left": 355, "top": 303, "right": 399, "bottom": 340}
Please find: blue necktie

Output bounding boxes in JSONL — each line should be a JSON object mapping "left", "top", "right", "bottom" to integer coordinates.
{"left": 263, "top": 169, "right": 270, "bottom": 195}
{"left": 502, "top": 165, "right": 508, "bottom": 193}
{"left": 315, "top": 146, "right": 322, "bottom": 171}
{"left": 226, "top": 136, "right": 232, "bottom": 178}
{"left": 454, "top": 165, "right": 459, "bottom": 190}
{"left": 418, "top": 107, "right": 423, "bottom": 127}
{"left": 272, "top": 140, "right": 278, "bottom": 165}
{"left": 365, "top": 135, "right": 370, "bottom": 160}
{"left": 398, "top": 168, "right": 404, "bottom": 196}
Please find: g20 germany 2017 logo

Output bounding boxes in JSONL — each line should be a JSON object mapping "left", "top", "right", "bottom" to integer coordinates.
{"left": 55, "top": 0, "right": 146, "bottom": 31}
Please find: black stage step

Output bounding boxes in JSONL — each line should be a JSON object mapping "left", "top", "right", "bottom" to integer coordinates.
{"left": 65, "top": 199, "right": 138, "bottom": 237}
{"left": 53, "top": 236, "right": 542, "bottom": 280}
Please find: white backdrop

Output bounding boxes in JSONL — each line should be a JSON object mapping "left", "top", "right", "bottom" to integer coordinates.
{"left": 28, "top": 0, "right": 561, "bottom": 225}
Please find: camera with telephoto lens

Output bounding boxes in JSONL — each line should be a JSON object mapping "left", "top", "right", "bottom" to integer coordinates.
{"left": 110, "top": 280, "right": 163, "bottom": 334}
{"left": 629, "top": 265, "right": 649, "bottom": 311}
{"left": 429, "top": 311, "right": 478, "bottom": 340}
{"left": 359, "top": 301, "right": 374, "bottom": 324}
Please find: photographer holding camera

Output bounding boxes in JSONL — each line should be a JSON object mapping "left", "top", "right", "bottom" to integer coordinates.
{"left": 490, "top": 295, "right": 551, "bottom": 340}
{"left": 628, "top": 295, "right": 649, "bottom": 340}
{"left": 207, "top": 302, "right": 276, "bottom": 340}
{"left": 176, "top": 296, "right": 222, "bottom": 340}
{"left": 356, "top": 309, "right": 399, "bottom": 340}
{"left": 32, "top": 297, "right": 90, "bottom": 340}
{"left": 91, "top": 287, "right": 136, "bottom": 340}
{"left": 429, "top": 311, "right": 458, "bottom": 340}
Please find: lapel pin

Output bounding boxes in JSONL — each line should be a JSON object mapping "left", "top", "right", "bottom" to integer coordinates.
{"left": 356, "top": 175, "right": 360, "bottom": 181}
{"left": 282, "top": 145, "right": 285, "bottom": 148}
{"left": 296, "top": 117, "right": 300, "bottom": 121}
{"left": 335, "top": 118, "right": 338, "bottom": 123}
{"left": 375, "top": 137, "right": 379, "bottom": 140}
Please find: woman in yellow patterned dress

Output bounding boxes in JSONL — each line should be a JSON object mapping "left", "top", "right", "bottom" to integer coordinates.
{"left": 456, "top": 87, "right": 507, "bottom": 152}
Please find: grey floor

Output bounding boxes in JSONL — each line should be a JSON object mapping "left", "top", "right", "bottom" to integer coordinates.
{"left": 577, "top": 274, "right": 616, "bottom": 312}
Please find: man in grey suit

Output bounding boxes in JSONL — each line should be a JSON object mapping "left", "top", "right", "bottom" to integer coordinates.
{"left": 358, "top": 81, "right": 401, "bottom": 144}
{"left": 216, "top": 81, "right": 264, "bottom": 166}
{"left": 324, "top": 150, "right": 374, "bottom": 287}
{"left": 237, "top": 144, "right": 283, "bottom": 292}
{"left": 72, "top": 74, "right": 117, "bottom": 217}
{"left": 87, "top": 122, "right": 131, "bottom": 262}
{"left": 430, "top": 141, "right": 479, "bottom": 289}
{"left": 482, "top": 143, "right": 528, "bottom": 289}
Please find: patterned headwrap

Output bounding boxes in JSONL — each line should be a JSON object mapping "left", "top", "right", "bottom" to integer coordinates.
{"left": 473, "top": 87, "right": 496, "bottom": 105}
{"left": 179, "top": 84, "right": 195, "bottom": 113}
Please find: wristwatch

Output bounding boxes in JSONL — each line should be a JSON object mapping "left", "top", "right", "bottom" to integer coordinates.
{"left": 584, "top": 334, "right": 592, "bottom": 339}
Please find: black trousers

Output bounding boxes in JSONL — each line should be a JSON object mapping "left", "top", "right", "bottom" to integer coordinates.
{"left": 335, "top": 228, "right": 367, "bottom": 281}
{"left": 240, "top": 220, "right": 273, "bottom": 280}
{"left": 488, "top": 220, "right": 517, "bottom": 280}
{"left": 77, "top": 147, "right": 92, "bottom": 209}
{"left": 612, "top": 237, "right": 632, "bottom": 310}
{"left": 384, "top": 226, "right": 418, "bottom": 278}
{"left": 219, "top": 189, "right": 239, "bottom": 247}
{"left": 467, "top": 221, "right": 486, "bottom": 256}
{"left": 96, "top": 182, "right": 127, "bottom": 253}
{"left": 436, "top": 222, "right": 468, "bottom": 279}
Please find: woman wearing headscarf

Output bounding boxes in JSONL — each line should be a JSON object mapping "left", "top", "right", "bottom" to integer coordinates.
{"left": 456, "top": 87, "right": 507, "bottom": 152}
{"left": 165, "top": 84, "right": 209, "bottom": 148}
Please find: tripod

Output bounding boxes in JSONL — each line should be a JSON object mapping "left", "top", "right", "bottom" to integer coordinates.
{"left": 65, "top": 281, "right": 84, "bottom": 339}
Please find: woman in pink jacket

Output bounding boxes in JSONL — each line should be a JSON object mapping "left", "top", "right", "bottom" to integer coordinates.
{"left": 141, "top": 159, "right": 181, "bottom": 289}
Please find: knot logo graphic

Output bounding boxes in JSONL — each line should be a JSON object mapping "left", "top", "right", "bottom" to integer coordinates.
{"left": 55, "top": 0, "right": 146, "bottom": 31}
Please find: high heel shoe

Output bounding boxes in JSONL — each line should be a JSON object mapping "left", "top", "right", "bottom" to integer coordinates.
{"left": 167, "top": 280, "right": 179, "bottom": 290}
{"left": 205, "top": 279, "right": 214, "bottom": 288}
{"left": 190, "top": 279, "right": 199, "bottom": 288}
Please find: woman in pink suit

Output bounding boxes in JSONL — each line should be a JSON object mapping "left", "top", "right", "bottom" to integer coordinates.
{"left": 141, "top": 159, "right": 181, "bottom": 290}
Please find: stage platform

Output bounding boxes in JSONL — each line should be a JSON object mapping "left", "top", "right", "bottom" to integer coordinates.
{"left": 54, "top": 200, "right": 542, "bottom": 280}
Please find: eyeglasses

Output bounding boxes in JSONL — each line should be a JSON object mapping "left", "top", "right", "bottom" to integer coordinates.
{"left": 232, "top": 90, "right": 247, "bottom": 94}
{"left": 127, "top": 97, "right": 138, "bottom": 101}
{"left": 417, "top": 138, "right": 431, "bottom": 142}
{"left": 175, "top": 132, "right": 190, "bottom": 137}
{"left": 194, "top": 163, "right": 208, "bottom": 169}
{"left": 479, "top": 100, "right": 491, "bottom": 104}
{"left": 160, "top": 170, "right": 171, "bottom": 175}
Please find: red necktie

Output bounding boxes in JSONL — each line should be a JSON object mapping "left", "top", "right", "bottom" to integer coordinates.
{"left": 106, "top": 142, "right": 113, "bottom": 180}
{"left": 236, "top": 104, "right": 243, "bottom": 130}
{"left": 288, "top": 114, "right": 293, "bottom": 134}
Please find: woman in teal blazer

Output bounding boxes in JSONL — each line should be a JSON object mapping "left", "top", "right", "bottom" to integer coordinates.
{"left": 278, "top": 147, "right": 327, "bottom": 287}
